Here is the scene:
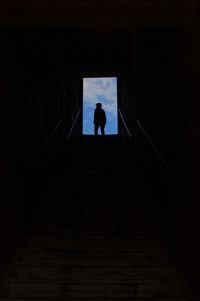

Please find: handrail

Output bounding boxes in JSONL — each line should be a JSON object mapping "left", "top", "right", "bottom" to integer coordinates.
{"left": 37, "top": 120, "right": 62, "bottom": 152}
{"left": 30, "top": 120, "right": 62, "bottom": 159}
{"left": 118, "top": 109, "right": 132, "bottom": 138}
{"left": 67, "top": 109, "right": 81, "bottom": 140}
{"left": 137, "top": 119, "right": 195, "bottom": 207}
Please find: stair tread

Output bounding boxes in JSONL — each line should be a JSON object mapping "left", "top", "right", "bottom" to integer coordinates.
{"left": 13, "top": 265, "right": 181, "bottom": 283}
{"left": 0, "top": 296, "right": 188, "bottom": 301}
{"left": 17, "top": 251, "right": 175, "bottom": 267}
{"left": 8, "top": 282, "right": 186, "bottom": 298}
{"left": 0, "top": 137, "right": 189, "bottom": 300}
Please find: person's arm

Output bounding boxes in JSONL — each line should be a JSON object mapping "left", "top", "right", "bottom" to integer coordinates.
{"left": 103, "top": 110, "right": 106, "bottom": 124}
{"left": 94, "top": 109, "right": 96, "bottom": 124}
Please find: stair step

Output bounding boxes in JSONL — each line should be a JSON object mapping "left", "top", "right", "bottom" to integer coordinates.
{"left": 8, "top": 281, "right": 185, "bottom": 298}
{"left": 14, "top": 266, "right": 181, "bottom": 282}
{"left": 45, "top": 192, "right": 149, "bottom": 198}
{"left": 39, "top": 203, "right": 153, "bottom": 209}
{"left": 76, "top": 193, "right": 139, "bottom": 198}
{"left": 26, "top": 237, "right": 168, "bottom": 251}
{"left": 40, "top": 201, "right": 153, "bottom": 208}
{"left": 31, "top": 233, "right": 162, "bottom": 239}
{"left": 35, "top": 220, "right": 158, "bottom": 226}
{"left": 41, "top": 198, "right": 152, "bottom": 203}
{"left": 32, "top": 225, "right": 161, "bottom": 233}
{"left": 0, "top": 296, "right": 188, "bottom": 301}
{"left": 35, "top": 217, "right": 158, "bottom": 226}
{"left": 20, "top": 250, "right": 175, "bottom": 266}
{"left": 31, "top": 228, "right": 162, "bottom": 238}
{"left": 38, "top": 208, "right": 154, "bottom": 215}
{"left": 78, "top": 169, "right": 127, "bottom": 173}
{"left": 77, "top": 169, "right": 125, "bottom": 173}
{"left": 36, "top": 211, "right": 156, "bottom": 218}
{"left": 40, "top": 203, "right": 153, "bottom": 209}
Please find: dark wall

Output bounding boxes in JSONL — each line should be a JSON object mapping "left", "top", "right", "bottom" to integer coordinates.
{"left": 135, "top": 25, "right": 200, "bottom": 196}
{"left": 117, "top": 32, "right": 137, "bottom": 136}
{"left": 0, "top": 31, "right": 60, "bottom": 190}
{"left": 0, "top": 30, "right": 85, "bottom": 191}
{"left": 136, "top": 29, "right": 176, "bottom": 147}
{"left": 135, "top": 27, "right": 200, "bottom": 202}
{"left": 0, "top": 31, "right": 62, "bottom": 284}
{"left": 0, "top": 30, "right": 83, "bottom": 283}
{"left": 134, "top": 24, "right": 200, "bottom": 299}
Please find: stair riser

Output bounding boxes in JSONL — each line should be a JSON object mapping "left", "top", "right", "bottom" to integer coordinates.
{"left": 26, "top": 239, "right": 167, "bottom": 251}
{"left": 0, "top": 296, "right": 188, "bottom": 301}
{"left": 20, "top": 251, "right": 174, "bottom": 266}
{"left": 9, "top": 283, "right": 185, "bottom": 298}
{"left": 32, "top": 226, "right": 161, "bottom": 234}
{"left": 31, "top": 232, "right": 162, "bottom": 239}
{"left": 15, "top": 266, "right": 181, "bottom": 281}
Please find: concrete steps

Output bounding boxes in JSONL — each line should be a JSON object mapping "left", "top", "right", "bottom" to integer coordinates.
{"left": 32, "top": 224, "right": 162, "bottom": 234}
{"left": 25, "top": 236, "right": 168, "bottom": 251}
{"left": 8, "top": 281, "right": 185, "bottom": 298}
{"left": 34, "top": 217, "right": 159, "bottom": 227}
{"left": 0, "top": 296, "right": 187, "bottom": 301}
{"left": 19, "top": 250, "right": 175, "bottom": 266}
{"left": 0, "top": 136, "right": 189, "bottom": 300}
{"left": 14, "top": 266, "right": 181, "bottom": 281}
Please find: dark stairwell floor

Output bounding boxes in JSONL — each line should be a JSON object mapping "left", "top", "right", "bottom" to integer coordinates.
{"left": 0, "top": 135, "right": 189, "bottom": 300}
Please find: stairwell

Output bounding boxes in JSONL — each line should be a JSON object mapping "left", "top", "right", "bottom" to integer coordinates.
{"left": 0, "top": 135, "right": 189, "bottom": 300}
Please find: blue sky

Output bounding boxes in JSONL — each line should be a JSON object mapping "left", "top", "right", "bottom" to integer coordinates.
{"left": 83, "top": 77, "right": 118, "bottom": 135}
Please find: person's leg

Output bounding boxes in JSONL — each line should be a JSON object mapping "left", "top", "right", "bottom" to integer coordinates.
{"left": 100, "top": 125, "right": 105, "bottom": 135}
{"left": 95, "top": 124, "right": 99, "bottom": 135}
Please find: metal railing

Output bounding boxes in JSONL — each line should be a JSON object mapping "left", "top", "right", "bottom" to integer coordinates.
{"left": 37, "top": 120, "right": 62, "bottom": 152}
{"left": 136, "top": 119, "right": 196, "bottom": 208}
{"left": 30, "top": 120, "right": 62, "bottom": 159}
{"left": 67, "top": 109, "right": 82, "bottom": 140}
{"left": 118, "top": 109, "right": 133, "bottom": 138}
{"left": 118, "top": 109, "right": 195, "bottom": 208}
{"left": 30, "top": 108, "right": 81, "bottom": 159}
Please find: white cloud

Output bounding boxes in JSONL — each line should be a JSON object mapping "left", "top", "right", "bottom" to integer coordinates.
{"left": 83, "top": 77, "right": 117, "bottom": 116}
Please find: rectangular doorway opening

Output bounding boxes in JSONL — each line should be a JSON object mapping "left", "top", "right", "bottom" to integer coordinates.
{"left": 83, "top": 77, "right": 118, "bottom": 135}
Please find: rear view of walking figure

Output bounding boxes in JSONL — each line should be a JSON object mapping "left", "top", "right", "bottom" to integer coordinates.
{"left": 94, "top": 103, "right": 107, "bottom": 135}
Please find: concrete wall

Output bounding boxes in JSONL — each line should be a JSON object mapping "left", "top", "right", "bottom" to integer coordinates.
{"left": 0, "top": 31, "right": 60, "bottom": 190}
{"left": 0, "top": 30, "right": 85, "bottom": 191}
{"left": 134, "top": 24, "right": 200, "bottom": 299}
{"left": 117, "top": 32, "right": 137, "bottom": 137}
{"left": 0, "top": 30, "right": 83, "bottom": 282}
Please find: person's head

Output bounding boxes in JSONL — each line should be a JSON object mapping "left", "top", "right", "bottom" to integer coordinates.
{"left": 96, "top": 103, "right": 102, "bottom": 109}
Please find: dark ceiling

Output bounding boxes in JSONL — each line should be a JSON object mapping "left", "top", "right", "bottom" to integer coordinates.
{"left": 0, "top": 0, "right": 197, "bottom": 29}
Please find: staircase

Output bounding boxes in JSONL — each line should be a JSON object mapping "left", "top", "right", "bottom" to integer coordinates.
{"left": 0, "top": 135, "right": 189, "bottom": 300}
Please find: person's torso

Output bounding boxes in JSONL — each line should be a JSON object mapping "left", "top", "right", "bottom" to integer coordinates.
{"left": 95, "top": 109, "right": 106, "bottom": 123}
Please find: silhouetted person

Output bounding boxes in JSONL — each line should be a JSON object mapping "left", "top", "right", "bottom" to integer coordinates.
{"left": 94, "top": 103, "right": 106, "bottom": 135}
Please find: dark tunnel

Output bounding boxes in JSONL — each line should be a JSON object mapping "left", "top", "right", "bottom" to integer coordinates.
{"left": 0, "top": 1, "right": 200, "bottom": 300}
